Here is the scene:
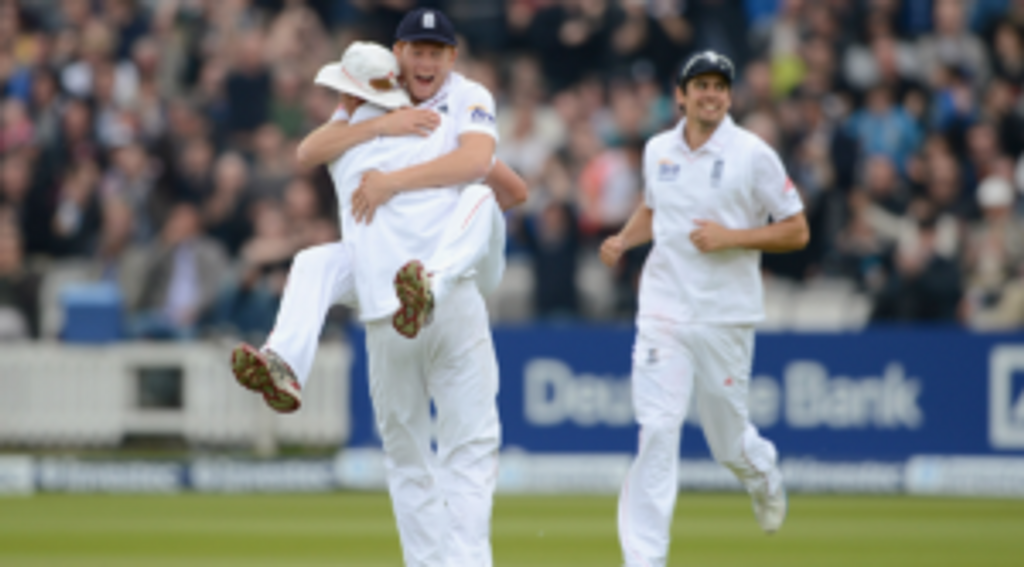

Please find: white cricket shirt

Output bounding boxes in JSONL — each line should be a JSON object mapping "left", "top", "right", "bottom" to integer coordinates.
{"left": 330, "top": 71, "right": 498, "bottom": 155}
{"left": 416, "top": 71, "right": 499, "bottom": 156}
{"left": 638, "top": 115, "right": 804, "bottom": 325}
{"left": 329, "top": 104, "right": 460, "bottom": 322}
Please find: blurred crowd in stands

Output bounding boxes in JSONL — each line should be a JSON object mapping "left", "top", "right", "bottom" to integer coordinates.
{"left": 2, "top": 0, "right": 1024, "bottom": 342}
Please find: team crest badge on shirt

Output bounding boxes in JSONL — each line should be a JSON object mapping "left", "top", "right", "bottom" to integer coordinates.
{"left": 469, "top": 104, "right": 495, "bottom": 124}
{"left": 711, "top": 159, "right": 724, "bottom": 187}
{"left": 657, "top": 159, "right": 680, "bottom": 181}
{"left": 646, "top": 348, "right": 658, "bottom": 365}
{"left": 438, "top": 104, "right": 448, "bottom": 114}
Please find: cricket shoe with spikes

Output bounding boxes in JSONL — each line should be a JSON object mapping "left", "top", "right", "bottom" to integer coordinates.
{"left": 230, "top": 343, "right": 302, "bottom": 413}
{"left": 392, "top": 260, "right": 434, "bottom": 339}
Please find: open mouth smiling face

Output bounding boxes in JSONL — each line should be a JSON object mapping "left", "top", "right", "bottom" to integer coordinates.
{"left": 395, "top": 41, "right": 456, "bottom": 103}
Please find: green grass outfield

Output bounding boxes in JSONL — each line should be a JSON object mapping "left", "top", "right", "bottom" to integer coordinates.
{"left": 1, "top": 492, "right": 1021, "bottom": 566}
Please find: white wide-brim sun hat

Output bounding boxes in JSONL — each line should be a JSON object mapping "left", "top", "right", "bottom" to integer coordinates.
{"left": 314, "top": 42, "right": 410, "bottom": 110}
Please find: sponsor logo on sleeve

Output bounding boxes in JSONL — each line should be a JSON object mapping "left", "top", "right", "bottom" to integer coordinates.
{"left": 469, "top": 104, "right": 495, "bottom": 124}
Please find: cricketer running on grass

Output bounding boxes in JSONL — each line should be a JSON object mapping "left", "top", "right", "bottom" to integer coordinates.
{"left": 230, "top": 8, "right": 525, "bottom": 413}
{"left": 601, "top": 51, "right": 810, "bottom": 566}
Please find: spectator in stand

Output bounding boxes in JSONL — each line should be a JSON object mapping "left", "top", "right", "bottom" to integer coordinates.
{"left": 27, "top": 67, "right": 63, "bottom": 149}
{"left": 516, "top": 200, "right": 582, "bottom": 319}
{"left": 497, "top": 56, "right": 565, "bottom": 190}
{"left": 981, "top": 79, "right": 1024, "bottom": 161}
{"left": 964, "top": 121, "right": 1006, "bottom": 192}
{"left": 212, "top": 199, "right": 295, "bottom": 339}
{"left": 172, "top": 137, "right": 214, "bottom": 204}
{"left": 270, "top": 67, "right": 306, "bottom": 139}
{"left": 0, "top": 97, "right": 35, "bottom": 154}
{"left": 608, "top": 0, "right": 690, "bottom": 80}
{"left": 845, "top": 84, "right": 921, "bottom": 175}
{"left": 916, "top": 0, "right": 991, "bottom": 91}
{"left": 0, "top": 153, "right": 48, "bottom": 254}
{"left": 871, "top": 211, "right": 963, "bottom": 324}
{"left": 528, "top": 0, "right": 616, "bottom": 92}
{"left": 0, "top": 221, "right": 40, "bottom": 340}
{"left": 49, "top": 158, "right": 102, "bottom": 257}
{"left": 926, "top": 149, "right": 972, "bottom": 224}
{"left": 61, "top": 19, "right": 138, "bottom": 105}
{"left": 100, "top": 142, "right": 161, "bottom": 244}
{"left": 991, "top": 20, "right": 1024, "bottom": 85}
{"left": 93, "top": 196, "right": 135, "bottom": 283}
{"left": 843, "top": 14, "right": 920, "bottom": 96}
{"left": 685, "top": 0, "right": 750, "bottom": 66}
{"left": 836, "top": 190, "right": 891, "bottom": 293}
{"left": 249, "top": 123, "right": 292, "bottom": 200}
{"left": 282, "top": 177, "right": 336, "bottom": 250}
{"left": 731, "top": 58, "right": 774, "bottom": 116}
{"left": 39, "top": 98, "right": 100, "bottom": 188}
{"left": 962, "top": 176, "right": 1024, "bottom": 329}
{"left": 224, "top": 31, "right": 271, "bottom": 144}
{"left": 573, "top": 122, "right": 641, "bottom": 241}
{"left": 929, "top": 65, "right": 979, "bottom": 156}
{"left": 203, "top": 151, "right": 252, "bottom": 256}
{"left": 121, "top": 201, "right": 228, "bottom": 340}
{"left": 863, "top": 155, "right": 911, "bottom": 237}
{"left": 106, "top": 0, "right": 150, "bottom": 62}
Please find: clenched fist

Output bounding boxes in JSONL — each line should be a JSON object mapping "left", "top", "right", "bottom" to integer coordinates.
{"left": 600, "top": 234, "right": 626, "bottom": 267}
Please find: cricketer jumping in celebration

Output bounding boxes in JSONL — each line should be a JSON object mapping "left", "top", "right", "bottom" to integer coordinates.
{"left": 230, "top": 9, "right": 524, "bottom": 567}
{"left": 600, "top": 51, "right": 810, "bottom": 566}
{"left": 230, "top": 8, "right": 525, "bottom": 414}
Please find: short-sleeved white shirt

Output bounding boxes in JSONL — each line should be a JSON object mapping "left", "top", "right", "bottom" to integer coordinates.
{"left": 416, "top": 71, "right": 499, "bottom": 156}
{"left": 328, "top": 71, "right": 498, "bottom": 171}
{"left": 329, "top": 104, "right": 460, "bottom": 322}
{"left": 638, "top": 115, "right": 804, "bottom": 325}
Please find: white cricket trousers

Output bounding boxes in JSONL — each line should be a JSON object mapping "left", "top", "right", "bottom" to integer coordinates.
{"left": 366, "top": 279, "right": 501, "bottom": 567}
{"left": 619, "top": 318, "right": 782, "bottom": 567}
{"left": 265, "top": 241, "right": 355, "bottom": 386}
{"left": 429, "top": 184, "right": 507, "bottom": 303}
{"left": 264, "top": 184, "right": 506, "bottom": 388}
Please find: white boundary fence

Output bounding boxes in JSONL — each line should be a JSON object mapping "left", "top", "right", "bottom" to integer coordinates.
{"left": 0, "top": 342, "right": 351, "bottom": 447}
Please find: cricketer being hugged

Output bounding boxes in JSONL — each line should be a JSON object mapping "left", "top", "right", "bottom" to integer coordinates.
{"left": 601, "top": 50, "right": 810, "bottom": 567}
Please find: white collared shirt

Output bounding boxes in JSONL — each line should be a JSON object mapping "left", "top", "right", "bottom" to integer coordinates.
{"left": 328, "top": 104, "right": 460, "bottom": 322}
{"left": 638, "top": 115, "right": 804, "bottom": 325}
{"left": 330, "top": 72, "right": 498, "bottom": 152}
{"left": 416, "top": 71, "right": 498, "bottom": 154}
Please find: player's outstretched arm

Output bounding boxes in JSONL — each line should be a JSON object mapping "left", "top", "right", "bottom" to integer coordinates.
{"left": 484, "top": 160, "right": 528, "bottom": 211}
{"left": 690, "top": 212, "right": 809, "bottom": 254}
{"left": 601, "top": 203, "right": 654, "bottom": 267}
{"left": 295, "top": 108, "right": 441, "bottom": 170}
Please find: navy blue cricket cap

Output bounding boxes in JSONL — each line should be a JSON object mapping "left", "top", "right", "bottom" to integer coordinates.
{"left": 678, "top": 50, "right": 736, "bottom": 87}
{"left": 395, "top": 8, "right": 458, "bottom": 47}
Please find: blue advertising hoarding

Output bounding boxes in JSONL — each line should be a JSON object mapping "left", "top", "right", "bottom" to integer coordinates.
{"left": 347, "top": 326, "right": 1024, "bottom": 461}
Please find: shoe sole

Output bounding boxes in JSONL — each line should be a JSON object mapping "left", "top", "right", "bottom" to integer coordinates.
{"left": 757, "top": 488, "right": 787, "bottom": 535}
{"left": 393, "top": 260, "right": 431, "bottom": 339}
{"left": 230, "top": 343, "right": 301, "bottom": 413}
